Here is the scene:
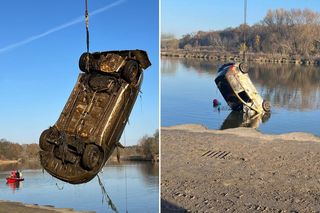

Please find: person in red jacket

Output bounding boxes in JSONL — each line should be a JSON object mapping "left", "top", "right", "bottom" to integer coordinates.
{"left": 11, "top": 170, "right": 16, "bottom": 178}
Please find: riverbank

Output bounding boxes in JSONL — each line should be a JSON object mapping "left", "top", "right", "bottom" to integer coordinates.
{"left": 161, "top": 124, "right": 320, "bottom": 212}
{"left": 0, "top": 201, "right": 93, "bottom": 213}
{"left": 0, "top": 160, "right": 19, "bottom": 165}
{"left": 161, "top": 50, "right": 320, "bottom": 65}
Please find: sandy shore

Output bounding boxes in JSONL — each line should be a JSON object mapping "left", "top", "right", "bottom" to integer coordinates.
{"left": 0, "top": 201, "right": 94, "bottom": 213}
{"left": 161, "top": 124, "right": 320, "bottom": 212}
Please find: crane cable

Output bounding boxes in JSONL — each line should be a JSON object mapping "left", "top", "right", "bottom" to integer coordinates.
{"left": 123, "top": 130, "right": 128, "bottom": 213}
{"left": 85, "top": 0, "right": 90, "bottom": 53}
{"left": 85, "top": 0, "right": 90, "bottom": 72}
{"left": 84, "top": 2, "right": 128, "bottom": 212}
{"left": 243, "top": 0, "right": 247, "bottom": 62}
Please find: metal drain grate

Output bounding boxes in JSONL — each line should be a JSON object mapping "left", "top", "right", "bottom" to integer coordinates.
{"left": 201, "top": 150, "right": 231, "bottom": 159}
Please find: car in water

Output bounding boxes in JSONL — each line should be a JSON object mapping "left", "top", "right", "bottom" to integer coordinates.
{"left": 215, "top": 62, "right": 271, "bottom": 115}
{"left": 39, "top": 50, "right": 151, "bottom": 184}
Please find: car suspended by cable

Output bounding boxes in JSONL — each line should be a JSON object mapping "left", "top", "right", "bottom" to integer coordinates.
{"left": 39, "top": 50, "right": 151, "bottom": 184}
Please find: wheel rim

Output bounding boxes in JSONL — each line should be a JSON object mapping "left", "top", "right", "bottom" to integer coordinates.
{"left": 39, "top": 129, "right": 54, "bottom": 151}
{"left": 262, "top": 100, "right": 271, "bottom": 112}
{"left": 123, "top": 60, "right": 139, "bottom": 83}
{"left": 239, "top": 63, "right": 248, "bottom": 73}
{"left": 82, "top": 144, "right": 103, "bottom": 170}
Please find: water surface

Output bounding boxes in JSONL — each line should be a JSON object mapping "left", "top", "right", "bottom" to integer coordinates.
{"left": 0, "top": 162, "right": 159, "bottom": 213}
{"left": 162, "top": 58, "right": 320, "bottom": 136}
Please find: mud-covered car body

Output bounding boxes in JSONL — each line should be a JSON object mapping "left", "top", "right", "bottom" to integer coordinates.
{"left": 39, "top": 50, "right": 151, "bottom": 184}
{"left": 215, "top": 63, "right": 270, "bottom": 114}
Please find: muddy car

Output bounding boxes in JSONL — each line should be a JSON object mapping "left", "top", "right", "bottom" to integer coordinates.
{"left": 39, "top": 50, "right": 151, "bottom": 184}
{"left": 215, "top": 62, "right": 271, "bottom": 114}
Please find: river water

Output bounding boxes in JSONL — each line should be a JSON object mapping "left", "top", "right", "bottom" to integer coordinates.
{"left": 0, "top": 162, "right": 159, "bottom": 213}
{"left": 162, "top": 57, "right": 320, "bottom": 136}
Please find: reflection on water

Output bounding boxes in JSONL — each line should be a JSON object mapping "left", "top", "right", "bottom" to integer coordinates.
{"left": 220, "top": 111, "right": 271, "bottom": 130}
{"left": 6, "top": 181, "right": 22, "bottom": 192}
{"left": 162, "top": 58, "right": 216, "bottom": 75}
{"left": 249, "top": 63, "right": 320, "bottom": 110}
{"left": 161, "top": 57, "right": 218, "bottom": 83}
{"left": 162, "top": 57, "right": 320, "bottom": 135}
{"left": 0, "top": 162, "right": 159, "bottom": 213}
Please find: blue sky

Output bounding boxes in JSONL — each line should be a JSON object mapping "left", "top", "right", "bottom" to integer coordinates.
{"left": 0, "top": 0, "right": 159, "bottom": 145}
{"left": 162, "top": 0, "right": 320, "bottom": 38}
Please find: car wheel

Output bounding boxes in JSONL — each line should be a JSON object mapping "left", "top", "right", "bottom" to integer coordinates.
{"left": 82, "top": 144, "right": 103, "bottom": 171}
{"left": 239, "top": 63, "right": 248, "bottom": 73}
{"left": 262, "top": 112, "right": 271, "bottom": 123}
{"left": 79, "top": 52, "right": 94, "bottom": 73}
{"left": 262, "top": 100, "right": 271, "bottom": 112}
{"left": 39, "top": 129, "right": 54, "bottom": 151}
{"left": 122, "top": 60, "right": 139, "bottom": 84}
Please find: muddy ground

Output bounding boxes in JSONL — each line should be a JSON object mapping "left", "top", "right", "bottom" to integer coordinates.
{"left": 161, "top": 124, "right": 320, "bottom": 212}
{"left": 0, "top": 201, "right": 93, "bottom": 213}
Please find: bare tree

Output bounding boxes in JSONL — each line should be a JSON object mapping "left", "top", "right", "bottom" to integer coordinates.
{"left": 168, "top": 8, "right": 320, "bottom": 57}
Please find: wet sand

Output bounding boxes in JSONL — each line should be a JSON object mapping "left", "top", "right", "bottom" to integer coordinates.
{"left": 161, "top": 124, "right": 320, "bottom": 212}
{"left": 0, "top": 201, "right": 94, "bottom": 213}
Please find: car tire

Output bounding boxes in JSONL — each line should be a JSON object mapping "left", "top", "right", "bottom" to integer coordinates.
{"left": 122, "top": 60, "right": 139, "bottom": 84}
{"left": 261, "top": 112, "right": 271, "bottom": 123}
{"left": 239, "top": 63, "right": 248, "bottom": 73}
{"left": 79, "top": 52, "right": 94, "bottom": 73}
{"left": 82, "top": 144, "right": 103, "bottom": 171}
{"left": 262, "top": 100, "right": 271, "bottom": 112}
{"left": 39, "top": 129, "right": 54, "bottom": 151}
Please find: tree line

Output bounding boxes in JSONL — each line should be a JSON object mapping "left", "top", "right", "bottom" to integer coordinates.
{"left": 162, "top": 8, "right": 320, "bottom": 58}
{"left": 0, "top": 139, "right": 39, "bottom": 161}
{"left": 136, "top": 130, "right": 159, "bottom": 159}
{"left": 0, "top": 130, "right": 159, "bottom": 162}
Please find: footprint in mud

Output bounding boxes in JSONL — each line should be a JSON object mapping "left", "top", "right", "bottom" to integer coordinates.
{"left": 173, "top": 191, "right": 197, "bottom": 200}
{"left": 246, "top": 203, "right": 284, "bottom": 212}
{"left": 247, "top": 204, "right": 267, "bottom": 211}
{"left": 173, "top": 192, "right": 186, "bottom": 197}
